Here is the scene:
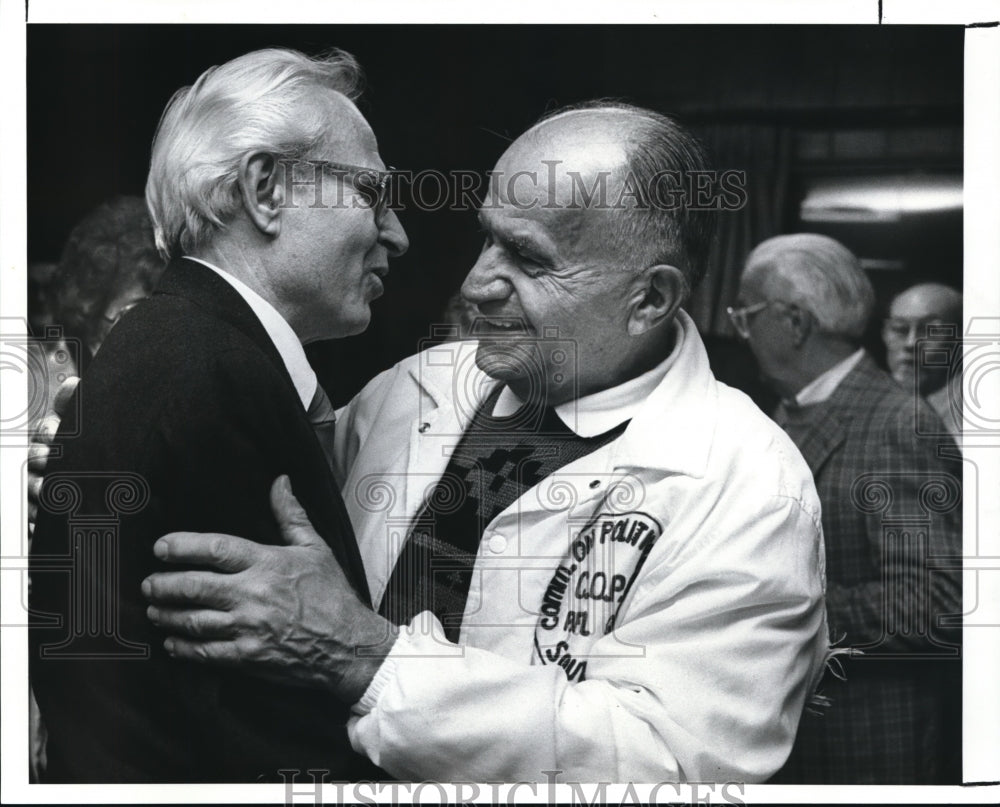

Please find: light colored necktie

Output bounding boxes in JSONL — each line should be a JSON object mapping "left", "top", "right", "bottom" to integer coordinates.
{"left": 307, "top": 384, "right": 337, "bottom": 472}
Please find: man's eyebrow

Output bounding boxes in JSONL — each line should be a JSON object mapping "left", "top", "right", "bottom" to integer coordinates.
{"left": 500, "top": 230, "right": 547, "bottom": 258}
{"left": 479, "top": 216, "right": 531, "bottom": 246}
{"left": 477, "top": 212, "right": 553, "bottom": 262}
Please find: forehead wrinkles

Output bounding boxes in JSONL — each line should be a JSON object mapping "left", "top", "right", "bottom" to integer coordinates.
{"left": 493, "top": 133, "right": 629, "bottom": 204}
{"left": 483, "top": 182, "right": 621, "bottom": 268}
{"left": 314, "top": 89, "right": 379, "bottom": 156}
{"left": 486, "top": 139, "right": 630, "bottom": 258}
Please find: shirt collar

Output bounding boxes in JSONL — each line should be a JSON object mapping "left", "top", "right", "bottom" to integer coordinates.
{"left": 414, "top": 311, "right": 718, "bottom": 477}
{"left": 794, "top": 348, "right": 865, "bottom": 407}
{"left": 491, "top": 326, "right": 682, "bottom": 438}
{"left": 184, "top": 256, "right": 317, "bottom": 410}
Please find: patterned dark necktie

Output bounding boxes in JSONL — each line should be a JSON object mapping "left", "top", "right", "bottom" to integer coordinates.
{"left": 307, "top": 383, "right": 337, "bottom": 472}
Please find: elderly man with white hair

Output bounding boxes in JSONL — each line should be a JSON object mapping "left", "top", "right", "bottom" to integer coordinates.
{"left": 29, "top": 48, "right": 408, "bottom": 782}
{"left": 137, "top": 102, "right": 831, "bottom": 784}
{"left": 730, "top": 233, "right": 963, "bottom": 784}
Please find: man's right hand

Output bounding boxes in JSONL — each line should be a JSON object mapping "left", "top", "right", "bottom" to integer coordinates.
{"left": 27, "top": 376, "right": 80, "bottom": 536}
{"left": 143, "top": 476, "right": 398, "bottom": 705}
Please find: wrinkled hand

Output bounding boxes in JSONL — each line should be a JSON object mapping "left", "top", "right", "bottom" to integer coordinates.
{"left": 27, "top": 376, "right": 80, "bottom": 535}
{"left": 142, "top": 476, "right": 398, "bottom": 704}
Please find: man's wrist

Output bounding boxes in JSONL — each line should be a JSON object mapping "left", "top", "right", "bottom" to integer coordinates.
{"left": 335, "top": 610, "right": 400, "bottom": 705}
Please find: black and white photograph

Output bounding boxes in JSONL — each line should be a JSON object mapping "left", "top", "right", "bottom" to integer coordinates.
{"left": 2, "top": 1, "right": 998, "bottom": 803}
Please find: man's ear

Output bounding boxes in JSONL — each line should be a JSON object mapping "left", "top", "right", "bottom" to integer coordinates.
{"left": 627, "top": 264, "right": 688, "bottom": 337}
{"left": 785, "top": 303, "right": 814, "bottom": 347}
{"left": 238, "top": 152, "right": 284, "bottom": 237}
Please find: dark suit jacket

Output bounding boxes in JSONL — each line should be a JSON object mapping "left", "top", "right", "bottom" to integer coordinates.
{"left": 770, "top": 353, "right": 962, "bottom": 784}
{"left": 30, "top": 258, "right": 382, "bottom": 783}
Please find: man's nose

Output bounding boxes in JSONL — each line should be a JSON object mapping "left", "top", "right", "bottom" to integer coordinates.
{"left": 378, "top": 209, "right": 409, "bottom": 258}
{"left": 460, "top": 251, "right": 512, "bottom": 305}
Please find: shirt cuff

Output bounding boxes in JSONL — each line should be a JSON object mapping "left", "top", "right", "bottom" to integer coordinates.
{"left": 352, "top": 632, "right": 407, "bottom": 716}
{"left": 352, "top": 613, "right": 461, "bottom": 716}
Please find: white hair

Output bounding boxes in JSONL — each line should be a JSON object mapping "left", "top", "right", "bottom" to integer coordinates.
{"left": 744, "top": 233, "right": 874, "bottom": 341}
{"left": 145, "top": 48, "right": 362, "bottom": 260}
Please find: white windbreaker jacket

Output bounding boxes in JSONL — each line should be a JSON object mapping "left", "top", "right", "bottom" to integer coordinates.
{"left": 334, "top": 311, "right": 828, "bottom": 783}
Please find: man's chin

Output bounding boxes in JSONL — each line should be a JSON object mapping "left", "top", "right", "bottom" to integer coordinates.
{"left": 889, "top": 362, "right": 916, "bottom": 388}
{"left": 475, "top": 338, "right": 562, "bottom": 390}
{"left": 473, "top": 341, "right": 579, "bottom": 406}
{"left": 474, "top": 340, "right": 532, "bottom": 381}
{"left": 325, "top": 307, "right": 371, "bottom": 341}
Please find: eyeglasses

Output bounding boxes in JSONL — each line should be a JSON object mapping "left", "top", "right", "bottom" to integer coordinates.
{"left": 882, "top": 317, "right": 946, "bottom": 342}
{"left": 726, "top": 301, "right": 773, "bottom": 339}
{"left": 312, "top": 160, "right": 396, "bottom": 221}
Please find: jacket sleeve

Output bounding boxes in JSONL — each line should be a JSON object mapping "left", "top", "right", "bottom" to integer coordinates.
{"left": 347, "top": 493, "right": 828, "bottom": 783}
{"left": 824, "top": 405, "right": 963, "bottom": 654}
{"left": 30, "top": 346, "right": 338, "bottom": 782}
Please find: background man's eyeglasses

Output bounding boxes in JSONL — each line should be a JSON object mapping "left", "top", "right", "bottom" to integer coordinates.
{"left": 726, "top": 301, "right": 772, "bottom": 339}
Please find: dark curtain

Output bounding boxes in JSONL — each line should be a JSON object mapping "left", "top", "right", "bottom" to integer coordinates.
{"left": 686, "top": 124, "right": 793, "bottom": 337}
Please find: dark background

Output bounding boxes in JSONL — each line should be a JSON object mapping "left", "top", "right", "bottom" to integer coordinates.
{"left": 27, "top": 25, "right": 964, "bottom": 404}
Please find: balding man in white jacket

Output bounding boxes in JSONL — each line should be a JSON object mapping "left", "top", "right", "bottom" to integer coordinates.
{"left": 143, "top": 101, "right": 829, "bottom": 784}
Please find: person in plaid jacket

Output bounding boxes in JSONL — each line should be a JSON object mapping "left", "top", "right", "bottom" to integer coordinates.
{"left": 732, "top": 233, "right": 962, "bottom": 784}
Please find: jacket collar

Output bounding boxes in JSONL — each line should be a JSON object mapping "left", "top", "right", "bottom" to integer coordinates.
{"left": 785, "top": 350, "right": 887, "bottom": 422}
{"left": 821, "top": 350, "right": 892, "bottom": 409}
{"left": 610, "top": 310, "right": 717, "bottom": 478}
{"left": 407, "top": 311, "right": 718, "bottom": 479}
{"left": 407, "top": 340, "right": 502, "bottom": 437}
{"left": 778, "top": 351, "right": 887, "bottom": 473}
{"left": 153, "top": 257, "right": 289, "bottom": 380}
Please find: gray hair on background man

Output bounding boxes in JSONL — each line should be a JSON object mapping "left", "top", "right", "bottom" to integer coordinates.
{"left": 145, "top": 47, "right": 362, "bottom": 260}
{"left": 743, "top": 233, "right": 874, "bottom": 340}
